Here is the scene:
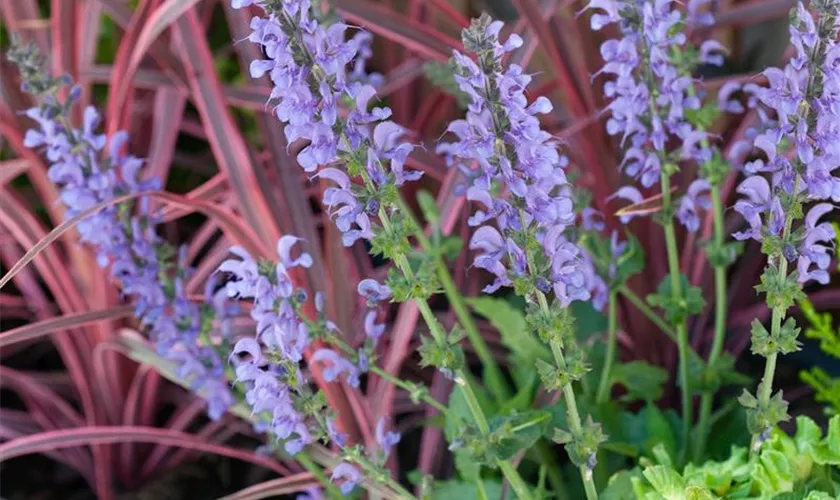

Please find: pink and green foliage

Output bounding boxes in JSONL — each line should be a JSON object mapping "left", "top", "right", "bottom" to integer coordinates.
{"left": 1, "top": 0, "right": 840, "bottom": 499}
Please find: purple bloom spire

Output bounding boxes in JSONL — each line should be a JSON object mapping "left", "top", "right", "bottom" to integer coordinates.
{"left": 732, "top": 1, "right": 840, "bottom": 284}
{"left": 438, "top": 14, "right": 589, "bottom": 306}
{"left": 221, "top": 237, "right": 317, "bottom": 454}
{"left": 589, "top": 0, "right": 729, "bottom": 232}
{"left": 236, "top": 0, "right": 421, "bottom": 248}
{"left": 10, "top": 43, "right": 234, "bottom": 420}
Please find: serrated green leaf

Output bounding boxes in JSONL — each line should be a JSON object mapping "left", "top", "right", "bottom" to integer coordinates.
{"left": 755, "top": 449, "right": 795, "bottom": 494}
{"left": 468, "top": 296, "right": 550, "bottom": 363}
{"left": 486, "top": 410, "right": 551, "bottom": 461}
{"left": 643, "top": 465, "right": 685, "bottom": 498}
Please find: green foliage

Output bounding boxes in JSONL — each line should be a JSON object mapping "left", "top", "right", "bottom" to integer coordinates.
{"left": 647, "top": 274, "right": 706, "bottom": 324}
{"left": 755, "top": 264, "right": 806, "bottom": 312}
{"left": 750, "top": 318, "right": 802, "bottom": 358}
{"left": 739, "top": 387, "right": 791, "bottom": 436}
{"left": 609, "top": 361, "right": 670, "bottom": 403}
{"left": 617, "top": 416, "right": 840, "bottom": 499}
{"left": 468, "top": 296, "right": 550, "bottom": 364}
{"left": 418, "top": 325, "right": 466, "bottom": 376}
{"left": 554, "top": 415, "right": 608, "bottom": 469}
{"left": 579, "top": 231, "right": 646, "bottom": 288}
{"left": 798, "top": 294, "right": 840, "bottom": 416}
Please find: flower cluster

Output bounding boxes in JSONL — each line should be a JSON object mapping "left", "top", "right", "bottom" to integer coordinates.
{"left": 589, "top": 0, "right": 723, "bottom": 232}
{"left": 222, "top": 237, "right": 321, "bottom": 454}
{"left": 437, "top": 15, "right": 589, "bottom": 306}
{"left": 10, "top": 42, "right": 234, "bottom": 420}
{"left": 220, "top": 235, "right": 399, "bottom": 493}
{"left": 236, "top": 0, "right": 421, "bottom": 248}
{"left": 732, "top": 1, "right": 840, "bottom": 284}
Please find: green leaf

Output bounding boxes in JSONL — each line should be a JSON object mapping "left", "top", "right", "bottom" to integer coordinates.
{"left": 468, "top": 297, "right": 550, "bottom": 363}
{"left": 601, "top": 469, "right": 643, "bottom": 500}
{"left": 499, "top": 372, "right": 539, "bottom": 414}
{"left": 571, "top": 300, "right": 609, "bottom": 341}
{"left": 645, "top": 405, "right": 677, "bottom": 462}
{"left": 416, "top": 189, "right": 439, "bottom": 226}
{"left": 486, "top": 410, "right": 551, "bottom": 462}
{"left": 647, "top": 274, "right": 706, "bottom": 324}
{"left": 611, "top": 361, "right": 669, "bottom": 403}
{"left": 643, "top": 465, "right": 685, "bottom": 497}
{"left": 754, "top": 449, "right": 795, "bottom": 494}
{"left": 432, "top": 479, "right": 504, "bottom": 500}
{"left": 813, "top": 415, "right": 840, "bottom": 465}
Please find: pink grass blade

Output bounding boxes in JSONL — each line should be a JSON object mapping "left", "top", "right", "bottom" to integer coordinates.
{"left": 110, "top": 0, "right": 202, "bottom": 111}
{"left": 219, "top": 474, "right": 319, "bottom": 500}
{"left": 0, "top": 426, "right": 289, "bottom": 475}
{"left": 0, "top": 190, "right": 271, "bottom": 290}
{"left": 0, "top": 306, "right": 134, "bottom": 348}
{"left": 0, "top": 0, "right": 48, "bottom": 50}
{"left": 172, "top": 9, "right": 283, "bottom": 248}
{"left": 334, "top": 0, "right": 458, "bottom": 61}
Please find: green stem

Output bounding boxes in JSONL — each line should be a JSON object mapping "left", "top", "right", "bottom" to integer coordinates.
{"left": 535, "top": 292, "right": 598, "bottom": 500}
{"left": 398, "top": 195, "right": 574, "bottom": 496}
{"left": 460, "top": 378, "right": 534, "bottom": 500}
{"left": 297, "top": 452, "right": 344, "bottom": 499}
{"left": 551, "top": 343, "right": 599, "bottom": 500}
{"left": 370, "top": 366, "right": 449, "bottom": 414}
{"left": 617, "top": 286, "right": 677, "bottom": 342}
{"left": 476, "top": 479, "right": 490, "bottom": 500}
{"left": 659, "top": 173, "right": 692, "bottom": 465}
{"left": 386, "top": 221, "right": 531, "bottom": 499}
{"left": 393, "top": 195, "right": 512, "bottom": 400}
{"left": 751, "top": 176, "right": 799, "bottom": 454}
{"left": 693, "top": 188, "right": 728, "bottom": 461}
{"left": 596, "top": 291, "right": 619, "bottom": 405}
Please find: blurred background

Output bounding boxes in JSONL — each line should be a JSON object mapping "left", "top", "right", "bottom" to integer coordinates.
{"left": 1, "top": 0, "right": 836, "bottom": 498}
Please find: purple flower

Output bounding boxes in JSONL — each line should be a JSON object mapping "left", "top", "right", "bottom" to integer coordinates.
{"left": 718, "top": 81, "right": 745, "bottom": 114}
{"left": 732, "top": 176, "right": 772, "bottom": 241}
{"left": 607, "top": 186, "right": 644, "bottom": 224}
{"left": 312, "top": 349, "right": 360, "bottom": 388}
{"left": 19, "top": 79, "right": 233, "bottom": 421}
{"left": 239, "top": 0, "right": 421, "bottom": 248}
{"left": 439, "top": 15, "right": 589, "bottom": 306}
{"left": 331, "top": 463, "right": 363, "bottom": 495}
{"left": 363, "top": 310, "right": 386, "bottom": 340}
{"left": 375, "top": 417, "right": 401, "bottom": 458}
{"left": 296, "top": 488, "right": 324, "bottom": 500}
{"left": 358, "top": 279, "right": 392, "bottom": 303}
{"left": 677, "top": 179, "right": 712, "bottom": 232}
{"left": 798, "top": 203, "right": 836, "bottom": 284}
{"left": 327, "top": 418, "right": 348, "bottom": 448}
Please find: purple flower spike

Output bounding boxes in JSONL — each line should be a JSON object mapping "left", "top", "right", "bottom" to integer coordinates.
{"left": 240, "top": 0, "right": 421, "bottom": 248}
{"left": 19, "top": 70, "right": 234, "bottom": 421}
{"left": 440, "top": 15, "right": 590, "bottom": 305}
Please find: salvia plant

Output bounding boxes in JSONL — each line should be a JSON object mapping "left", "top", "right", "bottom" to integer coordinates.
{"left": 2, "top": 0, "right": 840, "bottom": 499}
